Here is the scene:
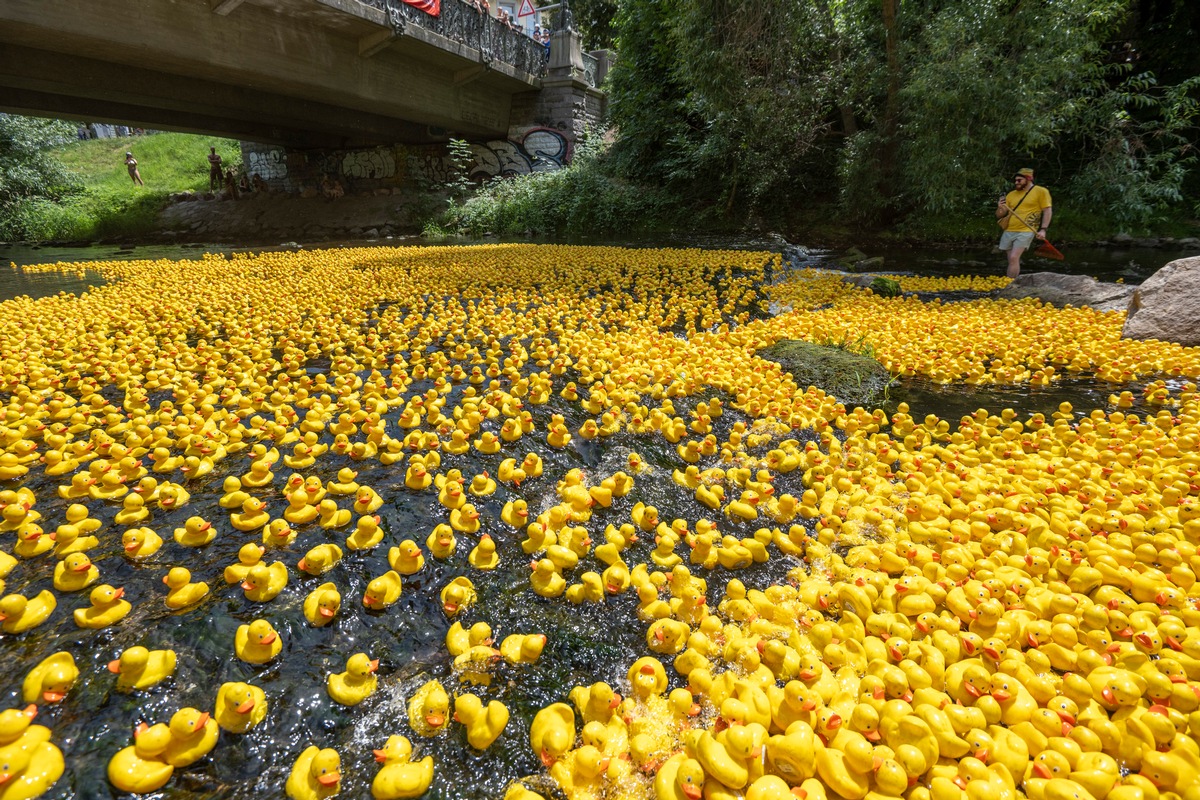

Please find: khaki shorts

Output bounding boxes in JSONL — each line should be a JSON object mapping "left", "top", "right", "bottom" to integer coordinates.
{"left": 998, "top": 231, "right": 1035, "bottom": 252}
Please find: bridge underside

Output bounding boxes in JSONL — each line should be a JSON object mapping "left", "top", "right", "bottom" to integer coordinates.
{"left": 0, "top": 0, "right": 540, "bottom": 148}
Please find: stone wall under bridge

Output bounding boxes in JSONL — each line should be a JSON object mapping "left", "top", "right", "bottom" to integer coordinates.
{"left": 240, "top": 125, "right": 579, "bottom": 197}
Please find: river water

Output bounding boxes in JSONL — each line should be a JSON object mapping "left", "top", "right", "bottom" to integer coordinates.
{"left": 0, "top": 238, "right": 1195, "bottom": 800}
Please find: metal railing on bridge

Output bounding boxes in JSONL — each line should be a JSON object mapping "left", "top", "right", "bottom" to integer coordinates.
{"left": 365, "top": 0, "right": 550, "bottom": 80}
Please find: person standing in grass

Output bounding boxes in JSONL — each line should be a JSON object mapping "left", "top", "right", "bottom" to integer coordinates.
{"left": 207, "top": 146, "right": 224, "bottom": 192}
{"left": 125, "top": 151, "right": 145, "bottom": 186}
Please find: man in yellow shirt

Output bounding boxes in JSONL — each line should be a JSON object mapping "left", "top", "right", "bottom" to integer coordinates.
{"left": 995, "top": 168, "right": 1052, "bottom": 279}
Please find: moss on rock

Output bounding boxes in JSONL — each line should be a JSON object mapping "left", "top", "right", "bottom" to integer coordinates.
{"left": 758, "top": 339, "right": 893, "bottom": 409}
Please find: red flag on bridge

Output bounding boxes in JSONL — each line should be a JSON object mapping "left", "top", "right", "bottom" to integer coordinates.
{"left": 401, "top": 0, "right": 439, "bottom": 15}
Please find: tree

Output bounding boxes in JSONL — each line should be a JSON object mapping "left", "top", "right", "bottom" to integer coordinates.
{"left": 605, "top": 0, "right": 1198, "bottom": 229}
{"left": 0, "top": 114, "right": 79, "bottom": 209}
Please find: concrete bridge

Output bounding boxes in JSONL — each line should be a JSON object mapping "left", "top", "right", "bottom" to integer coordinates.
{"left": 0, "top": 0, "right": 607, "bottom": 149}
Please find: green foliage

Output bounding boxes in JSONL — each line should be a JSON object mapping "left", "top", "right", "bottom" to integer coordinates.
{"left": 443, "top": 139, "right": 476, "bottom": 205}
{"left": 603, "top": 0, "right": 1200, "bottom": 236}
{"left": 1064, "top": 72, "right": 1200, "bottom": 224}
{"left": 571, "top": 0, "right": 618, "bottom": 49}
{"left": 869, "top": 277, "right": 901, "bottom": 297}
{"left": 0, "top": 115, "right": 81, "bottom": 238}
{"left": 440, "top": 137, "right": 686, "bottom": 237}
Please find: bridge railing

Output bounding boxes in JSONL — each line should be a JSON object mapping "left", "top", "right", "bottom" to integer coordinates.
{"left": 582, "top": 51, "right": 597, "bottom": 88}
{"left": 370, "top": 0, "right": 549, "bottom": 79}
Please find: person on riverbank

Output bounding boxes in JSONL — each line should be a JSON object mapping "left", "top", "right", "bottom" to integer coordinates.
{"left": 996, "top": 168, "right": 1052, "bottom": 279}
{"left": 124, "top": 152, "right": 144, "bottom": 186}
{"left": 207, "top": 147, "right": 224, "bottom": 192}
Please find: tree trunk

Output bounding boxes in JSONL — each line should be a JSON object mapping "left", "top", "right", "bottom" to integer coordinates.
{"left": 878, "top": 0, "right": 901, "bottom": 217}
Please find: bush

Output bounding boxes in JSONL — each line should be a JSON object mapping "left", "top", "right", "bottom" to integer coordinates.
{"left": 0, "top": 197, "right": 91, "bottom": 241}
{"left": 441, "top": 139, "right": 690, "bottom": 237}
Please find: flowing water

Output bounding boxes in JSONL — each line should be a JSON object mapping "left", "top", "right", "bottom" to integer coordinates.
{"left": 0, "top": 238, "right": 1194, "bottom": 800}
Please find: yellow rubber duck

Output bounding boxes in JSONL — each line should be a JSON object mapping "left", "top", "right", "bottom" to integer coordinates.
{"left": 468, "top": 472, "right": 497, "bottom": 497}
{"left": 298, "top": 543, "right": 343, "bottom": 576}
{"left": 162, "top": 707, "right": 218, "bottom": 767}
{"left": 241, "top": 461, "right": 274, "bottom": 489}
{"left": 263, "top": 518, "right": 297, "bottom": 548}
{"left": 327, "top": 653, "right": 379, "bottom": 706}
{"left": 441, "top": 576, "right": 477, "bottom": 616}
{"left": 304, "top": 582, "right": 341, "bottom": 626}
{"left": 56, "top": 473, "right": 94, "bottom": 501}
{"left": 283, "top": 490, "right": 320, "bottom": 525}
{"left": 530, "top": 702, "right": 575, "bottom": 767}
{"left": 347, "top": 514, "right": 384, "bottom": 551}
{"left": 388, "top": 540, "right": 426, "bottom": 575}
{"left": 22, "top": 652, "right": 77, "bottom": 705}
{"left": 214, "top": 681, "right": 267, "bottom": 733}
{"left": 530, "top": 558, "right": 566, "bottom": 598}
{"left": 654, "top": 752, "right": 707, "bottom": 800}
{"left": 13, "top": 525, "right": 54, "bottom": 560}
{"left": 286, "top": 746, "right": 342, "bottom": 800}
{"left": 242, "top": 561, "right": 289, "bottom": 602}
{"left": 317, "top": 499, "right": 352, "bottom": 529}
{"left": 602, "top": 563, "right": 631, "bottom": 596}
{"left": 452, "top": 693, "right": 509, "bottom": 751}
{"left": 407, "top": 680, "right": 451, "bottom": 737}
{"left": 107, "top": 646, "right": 176, "bottom": 691}
{"left": 353, "top": 485, "right": 383, "bottom": 515}
{"left": 112, "top": 493, "right": 149, "bottom": 526}
{"left": 74, "top": 583, "right": 131, "bottom": 629}
{"left": 219, "top": 476, "right": 250, "bottom": 509}
{"left": 569, "top": 682, "right": 622, "bottom": 725}
{"left": 173, "top": 515, "right": 216, "bottom": 547}
{"left": 450, "top": 504, "right": 481, "bottom": 533}
{"left": 404, "top": 460, "right": 433, "bottom": 490}
{"left": 235, "top": 619, "right": 282, "bottom": 664}
{"left": 371, "top": 735, "right": 433, "bottom": 800}
{"left": 107, "top": 722, "right": 174, "bottom": 794}
{"left": 627, "top": 656, "right": 668, "bottom": 703}
{"left": 52, "top": 551, "right": 99, "bottom": 592}
{"left": 469, "top": 534, "right": 500, "bottom": 569}
{"left": 122, "top": 526, "right": 162, "bottom": 559}
{"left": 363, "top": 570, "right": 403, "bottom": 610}
{"left": 447, "top": 621, "right": 493, "bottom": 657}
{"left": 231, "top": 495, "right": 269, "bottom": 531}
{"left": 155, "top": 482, "right": 190, "bottom": 511}
{"left": 224, "top": 542, "right": 266, "bottom": 584}
{"left": 0, "top": 591, "right": 56, "bottom": 634}
{"left": 162, "top": 567, "right": 209, "bottom": 610}
{"left": 501, "top": 633, "right": 547, "bottom": 664}
{"left": 0, "top": 703, "right": 45, "bottom": 748}
{"left": 426, "top": 524, "right": 457, "bottom": 560}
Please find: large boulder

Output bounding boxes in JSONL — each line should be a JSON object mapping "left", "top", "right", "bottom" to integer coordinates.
{"left": 1122, "top": 256, "right": 1200, "bottom": 346}
{"left": 995, "top": 272, "right": 1135, "bottom": 312}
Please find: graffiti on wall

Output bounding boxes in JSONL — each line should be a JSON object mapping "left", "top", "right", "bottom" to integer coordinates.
{"left": 341, "top": 148, "right": 397, "bottom": 179}
{"left": 247, "top": 147, "right": 288, "bottom": 180}
{"left": 406, "top": 147, "right": 455, "bottom": 185}
{"left": 242, "top": 127, "right": 570, "bottom": 191}
{"left": 469, "top": 128, "right": 570, "bottom": 180}
{"left": 405, "top": 127, "right": 571, "bottom": 184}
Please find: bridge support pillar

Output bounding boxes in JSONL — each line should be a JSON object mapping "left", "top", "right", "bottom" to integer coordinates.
{"left": 508, "top": 28, "right": 606, "bottom": 150}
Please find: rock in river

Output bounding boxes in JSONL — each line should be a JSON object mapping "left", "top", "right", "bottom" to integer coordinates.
{"left": 995, "top": 272, "right": 1135, "bottom": 313}
{"left": 1122, "top": 256, "right": 1200, "bottom": 346}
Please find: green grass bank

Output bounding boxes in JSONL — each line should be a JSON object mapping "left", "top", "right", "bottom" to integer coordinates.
{"left": 9, "top": 132, "right": 240, "bottom": 242}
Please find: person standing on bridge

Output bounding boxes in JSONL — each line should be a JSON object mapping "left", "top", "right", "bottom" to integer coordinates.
{"left": 125, "top": 152, "right": 145, "bottom": 186}
{"left": 207, "top": 147, "right": 224, "bottom": 192}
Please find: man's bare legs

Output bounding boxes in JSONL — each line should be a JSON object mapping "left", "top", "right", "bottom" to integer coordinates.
{"left": 1007, "top": 245, "right": 1025, "bottom": 279}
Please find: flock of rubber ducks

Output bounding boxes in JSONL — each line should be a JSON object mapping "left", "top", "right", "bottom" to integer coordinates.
{"left": 0, "top": 245, "right": 1197, "bottom": 800}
